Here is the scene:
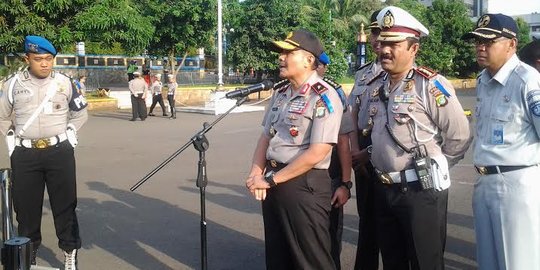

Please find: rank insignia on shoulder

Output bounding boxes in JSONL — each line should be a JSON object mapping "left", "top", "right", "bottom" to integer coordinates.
{"left": 415, "top": 66, "right": 437, "bottom": 79}
{"left": 311, "top": 82, "right": 328, "bottom": 95}
{"left": 322, "top": 77, "right": 341, "bottom": 90}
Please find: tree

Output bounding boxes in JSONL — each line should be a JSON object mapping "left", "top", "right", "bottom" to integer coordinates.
{"left": 226, "top": 0, "right": 303, "bottom": 79}
{"left": 516, "top": 17, "right": 531, "bottom": 51}
{"left": 136, "top": 0, "right": 217, "bottom": 74}
{"left": 0, "top": 0, "right": 153, "bottom": 55}
{"left": 421, "top": 0, "right": 476, "bottom": 77}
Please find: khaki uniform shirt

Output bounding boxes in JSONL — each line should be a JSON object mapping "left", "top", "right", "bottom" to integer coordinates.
{"left": 129, "top": 77, "right": 147, "bottom": 95}
{"left": 0, "top": 70, "right": 88, "bottom": 139}
{"left": 349, "top": 61, "right": 385, "bottom": 146}
{"left": 151, "top": 81, "right": 162, "bottom": 95}
{"left": 474, "top": 54, "right": 540, "bottom": 166}
{"left": 167, "top": 82, "right": 177, "bottom": 95}
{"left": 368, "top": 67, "right": 472, "bottom": 172}
{"left": 262, "top": 72, "right": 344, "bottom": 169}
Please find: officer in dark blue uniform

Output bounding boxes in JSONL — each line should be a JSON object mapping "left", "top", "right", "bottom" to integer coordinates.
{"left": 0, "top": 36, "right": 87, "bottom": 270}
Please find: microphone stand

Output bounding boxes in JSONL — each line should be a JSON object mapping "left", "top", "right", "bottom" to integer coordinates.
{"left": 131, "top": 96, "right": 249, "bottom": 270}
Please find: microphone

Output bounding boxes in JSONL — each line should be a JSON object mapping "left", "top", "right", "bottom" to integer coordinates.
{"left": 225, "top": 80, "right": 274, "bottom": 99}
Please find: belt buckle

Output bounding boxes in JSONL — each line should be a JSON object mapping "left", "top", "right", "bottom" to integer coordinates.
{"left": 270, "top": 160, "right": 278, "bottom": 168}
{"left": 379, "top": 173, "right": 393, "bottom": 184}
{"left": 475, "top": 166, "right": 488, "bottom": 175}
{"left": 33, "top": 138, "right": 50, "bottom": 149}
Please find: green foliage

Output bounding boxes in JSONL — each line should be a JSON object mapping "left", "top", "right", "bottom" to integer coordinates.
{"left": 325, "top": 45, "right": 349, "bottom": 80}
{"left": 419, "top": 0, "right": 476, "bottom": 77}
{"left": 0, "top": 0, "right": 152, "bottom": 55}
{"left": 516, "top": 17, "right": 531, "bottom": 51}
{"left": 226, "top": 0, "right": 303, "bottom": 73}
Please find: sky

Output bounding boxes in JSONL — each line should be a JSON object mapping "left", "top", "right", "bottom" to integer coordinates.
{"left": 487, "top": 0, "right": 540, "bottom": 15}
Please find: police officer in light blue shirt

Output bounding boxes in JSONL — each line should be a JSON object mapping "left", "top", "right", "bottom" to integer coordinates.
{"left": 463, "top": 13, "right": 540, "bottom": 270}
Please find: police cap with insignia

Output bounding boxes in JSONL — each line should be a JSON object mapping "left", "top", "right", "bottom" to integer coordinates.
{"left": 462, "top": 13, "right": 518, "bottom": 40}
{"left": 24, "top": 35, "right": 57, "bottom": 56}
{"left": 270, "top": 29, "right": 324, "bottom": 58}
{"left": 319, "top": 52, "right": 330, "bottom": 65}
{"left": 376, "top": 6, "right": 429, "bottom": 42}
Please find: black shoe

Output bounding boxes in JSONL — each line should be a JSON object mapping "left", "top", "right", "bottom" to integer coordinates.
{"left": 141, "top": 118, "right": 146, "bottom": 121}
{"left": 163, "top": 114, "right": 168, "bottom": 117}
{"left": 129, "top": 119, "right": 136, "bottom": 121}
{"left": 148, "top": 113, "right": 155, "bottom": 116}
{"left": 169, "top": 116, "right": 176, "bottom": 119}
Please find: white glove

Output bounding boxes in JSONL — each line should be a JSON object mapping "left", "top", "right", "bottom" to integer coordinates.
{"left": 66, "top": 124, "right": 78, "bottom": 148}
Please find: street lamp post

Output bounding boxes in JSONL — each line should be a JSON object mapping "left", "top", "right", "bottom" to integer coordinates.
{"left": 357, "top": 23, "right": 367, "bottom": 68}
{"left": 217, "top": 0, "right": 224, "bottom": 89}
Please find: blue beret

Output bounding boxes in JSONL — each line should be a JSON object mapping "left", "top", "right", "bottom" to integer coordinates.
{"left": 24, "top": 35, "right": 57, "bottom": 56}
{"left": 319, "top": 52, "right": 330, "bottom": 65}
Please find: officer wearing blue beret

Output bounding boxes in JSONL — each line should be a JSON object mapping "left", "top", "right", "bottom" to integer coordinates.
{"left": 0, "top": 35, "right": 87, "bottom": 269}
{"left": 463, "top": 13, "right": 540, "bottom": 270}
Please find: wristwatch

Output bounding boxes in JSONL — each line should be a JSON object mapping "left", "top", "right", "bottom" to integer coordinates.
{"left": 340, "top": 181, "right": 353, "bottom": 190}
{"left": 264, "top": 171, "right": 277, "bottom": 187}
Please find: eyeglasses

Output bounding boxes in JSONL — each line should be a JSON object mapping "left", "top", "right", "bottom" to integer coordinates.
{"left": 474, "top": 37, "right": 507, "bottom": 47}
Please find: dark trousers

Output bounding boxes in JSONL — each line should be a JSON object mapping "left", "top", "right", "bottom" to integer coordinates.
{"left": 167, "top": 94, "right": 176, "bottom": 117}
{"left": 374, "top": 180, "right": 448, "bottom": 270}
{"left": 354, "top": 164, "right": 379, "bottom": 270}
{"left": 262, "top": 167, "right": 335, "bottom": 270}
{"left": 149, "top": 94, "right": 166, "bottom": 115}
{"left": 10, "top": 141, "right": 81, "bottom": 252}
{"left": 131, "top": 94, "right": 147, "bottom": 120}
{"left": 328, "top": 148, "right": 344, "bottom": 270}
{"left": 128, "top": 73, "right": 134, "bottom": 81}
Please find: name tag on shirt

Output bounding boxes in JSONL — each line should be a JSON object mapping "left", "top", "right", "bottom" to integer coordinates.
{"left": 492, "top": 124, "right": 504, "bottom": 145}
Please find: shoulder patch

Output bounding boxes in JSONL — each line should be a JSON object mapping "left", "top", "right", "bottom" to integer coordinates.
{"left": 322, "top": 77, "right": 341, "bottom": 90}
{"left": 415, "top": 66, "right": 437, "bottom": 79}
{"left": 311, "top": 82, "right": 328, "bottom": 95}
{"left": 527, "top": 90, "right": 540, "bottom": 117}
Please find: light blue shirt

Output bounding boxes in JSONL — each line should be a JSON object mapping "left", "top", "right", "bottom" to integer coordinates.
{"left": 473, "top": 54, "right": 540, "bottom": 166}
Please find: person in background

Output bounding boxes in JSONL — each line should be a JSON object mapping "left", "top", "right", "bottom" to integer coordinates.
{"left": 74, "top": 75, "right": 87, "bottom": 96}
{"left": 166, "top": 74, "right": 177, "bottom": 119}
{"left": 127, "top": 60, "right": 138, "bottom": 81}
{"left": 519, "top": 39, "right": 540, "bottom": 72}
{"left": 317, "top": 51, "right": 354, "bottom": 270}
{"left": 129, "top": 71, "right": 148, "bottom": 121}
{"left": 148, "top": 74, "right": 167, "bottom": 117}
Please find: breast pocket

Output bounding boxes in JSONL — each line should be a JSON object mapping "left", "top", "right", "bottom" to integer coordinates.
{"left": 51, "top": 94, "right": 69, "bottom": 113}
{"left": 284, "top": 111, "right": 313, "bottom": 145}
{"left": 489, "top": 105, "right": 515, "bottom": 145}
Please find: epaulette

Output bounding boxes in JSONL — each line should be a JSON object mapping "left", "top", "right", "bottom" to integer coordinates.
{"left": 311, "top": 82, "right": 328, "bottom": 95}
{"left": 356, "top": 61, "right": 372, "bottom": 72}
{"left": 56, "top": 71, "right": 72, "bottom": 79}
{"left": 274, "top": 79, "right": 290, "bottom": 93}
{"left": 415, "top": 66, "right": 437, "bottom": 79}
{"left": 322, "top": 77, "right": 341, "bottom": 90}
{"left": 2, "top": 72, "right": 17, "bottom": 83}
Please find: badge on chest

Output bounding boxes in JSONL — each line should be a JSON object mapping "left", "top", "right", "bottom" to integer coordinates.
{"left": 288, "top": 97, "right": 308, "bottom": 114}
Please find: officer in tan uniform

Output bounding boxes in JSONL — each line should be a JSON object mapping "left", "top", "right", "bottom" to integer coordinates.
{"left": 0, "top": 36, "right": 87, "bottom": 269}
{"left": 368, "top": 7, "right": 472, "bottom": 269}
{"left": 245, "top": 29, "right": 343, "bottom": 270}
{"left": 317, "top": 52, "right": 354, "bottom": 270}
{"left": 128, "top": 71, "right": 148, "bottom": 121}
{"left": 348, "top": 9, "right": 384, "bottom": 270}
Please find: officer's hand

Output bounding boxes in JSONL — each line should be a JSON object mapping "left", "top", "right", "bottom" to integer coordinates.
{"left": 351, "top": 148, "right": 362, "bottom": 163}
{"left": 246, "top": 175, "right": 270, "bottom": 199}
{"left": 331, "top": 186, "right": 350, "bottom": 208}
{"left": 254, "top": 189, "right": 267, "bottom": 201}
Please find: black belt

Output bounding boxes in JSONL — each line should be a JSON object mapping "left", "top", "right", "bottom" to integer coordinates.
{"left": 266, "top": 160, "right": 287, "bottom": 170}
{"left": 475, "top": 165, "right": 531, "bottom": 175}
